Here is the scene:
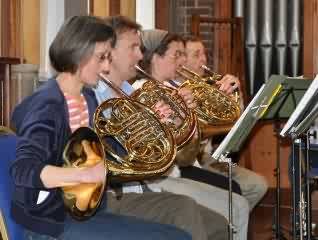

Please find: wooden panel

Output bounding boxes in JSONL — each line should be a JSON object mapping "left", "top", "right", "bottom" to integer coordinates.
{"left": 155, "top": 0, "right": 169, "bottom": 30}
{"left": 214, "top": 0, "right": 232, "bottom": 18}
{"left": 0, "top": 58, "right": 20, "bottom": 126}
{"left": 303, "top": 0, "right": 318, "bottom": 79}
{"left": 1, "top": 1, "right": 10, "bottom": 56}
{"left": 89, "top": 0, "right": 94, "bottom": 14}
{"left": 93, "top": 0, "right": 109, "bottom": 16}
{"left": 213, "top": 0, "right": 232, "bottom": 75}
{"left": 246, "top": 122, "right": 291, "bottom": 188}
{"left": 120, "top": 0, "right": 135, "bottom": 20}
{"left": 21, "top": 0, "right": 39, "bottom": 64}
{"left": 1, "top": 0, "right": 22, "bottom": 58}
{"left": 110, "top": 0, "right": 120, "bottom": 16}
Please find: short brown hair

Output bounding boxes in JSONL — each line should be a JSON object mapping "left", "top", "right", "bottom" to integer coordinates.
{"left": 49, "top": 15, "right": 115, "bottom": 74}
{"left": 104, "top": 15, "right": 142, "bottom": 36}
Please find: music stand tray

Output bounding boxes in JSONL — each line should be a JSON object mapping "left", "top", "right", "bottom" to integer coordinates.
{"left": 262, "top": 77, "right": 312, "bottom": 121}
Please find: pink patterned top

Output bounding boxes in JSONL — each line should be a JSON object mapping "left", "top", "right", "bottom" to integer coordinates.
{"left": 63, "top": 92, "right": 89, "bottom": 132}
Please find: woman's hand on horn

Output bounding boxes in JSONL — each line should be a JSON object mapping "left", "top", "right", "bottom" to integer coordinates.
{"left": 80, "top": 140, "right": 106, "bottom": 184}
{"left": 178, "top": 87, "right": 196, "bottom": 109}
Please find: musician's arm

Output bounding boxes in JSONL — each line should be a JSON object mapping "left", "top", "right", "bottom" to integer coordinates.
{"left": 10, "top": 105, "right": 103, "bottom": 190}
{"left": 40, "top": 159, "right": 104, "bottom": 189}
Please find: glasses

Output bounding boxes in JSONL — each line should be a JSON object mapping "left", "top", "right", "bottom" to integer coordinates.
{"left": 95, "top": 51, "right": 112, "bottom": 63}
{"left": 165, "top": 50, "right": 186, "bottom": 61}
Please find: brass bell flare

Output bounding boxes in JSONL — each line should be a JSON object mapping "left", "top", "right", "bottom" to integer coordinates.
{"left": 62, "top": 127, "right": 108, "bottom": 220}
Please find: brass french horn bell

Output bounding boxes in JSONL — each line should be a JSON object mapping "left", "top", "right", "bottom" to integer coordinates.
{"left": 62, "top": 127, "right": 107, "bottom": 220}
{"left": 63, "top": 80, "right": 177, "bottom": 220}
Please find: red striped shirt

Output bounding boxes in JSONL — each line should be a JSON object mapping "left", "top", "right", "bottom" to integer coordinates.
{"left": 63, "top": 92, "right": 89, "bottom": 132}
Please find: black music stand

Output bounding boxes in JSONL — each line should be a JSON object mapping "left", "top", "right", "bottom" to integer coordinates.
{"left": 262, "top": 77, "right": 312, "bottom": 240}
{"left": 280, "top": 75, "right": 318, "bottom": 240}
{"left": 289, "top": 101, "right": 318, "bottom": 240}
{"left": 209, "top": 75, "right": 285, "bottom": 240}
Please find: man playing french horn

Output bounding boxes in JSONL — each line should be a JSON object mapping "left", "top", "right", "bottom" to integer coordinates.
{"left": 182, "top": 35, "right": 268, "bottom": 211}
{"left": 131, "top": 28, "right": 249, "bottom": 240}
{"left": 93, "top": 15, "right": 229, "bottom": 240}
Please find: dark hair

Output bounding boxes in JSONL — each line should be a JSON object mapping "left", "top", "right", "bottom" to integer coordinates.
{"left": 104, "top": 15, "right": 141, "bottom": 36}
{"left": 140, "top": 33, "right": 184, "bottom": 73}
{"left": 49, "top": 15, "right": 115, "bottom": 74}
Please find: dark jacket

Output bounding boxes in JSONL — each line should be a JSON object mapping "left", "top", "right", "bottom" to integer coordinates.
{"left": 10, "top": 78, "right": 98, "bottom": 238}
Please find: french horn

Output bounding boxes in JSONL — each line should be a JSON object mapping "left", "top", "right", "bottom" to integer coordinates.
{"left": 201, "top": 65, "right": 239, "bottom": 103}
{"left": 94, "top": 73, "right": 176, "bottom": 180}
{"left": 62, "top": 75, "right": 177, "bottom": 220}
{"left": 177, "top": 65, "right": 241, "bottom": 125}
{"left": 62, "top": 127, "right": 107, "bottom": 220}
{"left": 133, "top": 65, "right": 197, "bottom": 151}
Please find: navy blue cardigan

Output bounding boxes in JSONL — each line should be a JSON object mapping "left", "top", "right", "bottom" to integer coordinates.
{"left": 10, "top": 79, "right": 98, "bottom": 238}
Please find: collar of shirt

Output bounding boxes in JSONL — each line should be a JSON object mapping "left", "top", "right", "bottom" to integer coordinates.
{"left": 93, "top": 80, "right": 135, "bottom": 118}
{"left": 94, "top": 80, "right": 134, "bottom": 104}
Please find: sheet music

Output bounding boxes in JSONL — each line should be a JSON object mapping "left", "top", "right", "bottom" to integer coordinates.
{"left": 292, "top": 102, "right": 318, "bottom": 137}
{"left": 208, "top": 74, "right": 284, "bottom": 165}
{"left": 211, "top": 84, "right": 265, "bottom": 162}
{"left": 280, "top": 74, "right": 318, "bottom": 137}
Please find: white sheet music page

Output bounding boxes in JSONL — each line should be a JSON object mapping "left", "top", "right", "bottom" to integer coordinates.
{"left": 211, "top": 84, "right": 265, "bottom": 162}
{"left": 280, "top": 74, "right": 318, "bottom": 137}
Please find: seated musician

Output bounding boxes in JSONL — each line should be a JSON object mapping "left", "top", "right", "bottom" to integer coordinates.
{"left": 9, "top": 15, "right": 192, "bottom": 240}
{"left": 125, "top": 26, "right": 250, "bottom": 240}
{"left": 182, "top": 35, "right": 268, "bottom": 211}
{"left": 93, "top": 15, "right": 230, "bottom": 240}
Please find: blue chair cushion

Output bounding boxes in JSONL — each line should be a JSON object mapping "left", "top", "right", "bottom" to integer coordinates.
{"left": 0, "top": 134, "right": 24, "bottom": 239}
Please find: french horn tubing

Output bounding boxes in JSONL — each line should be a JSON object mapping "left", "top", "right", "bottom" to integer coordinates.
{"left": 133, "top": 65, "right": 197, "bottom": 151}
{"left": 95, "top": 73, "right": 177, "bottom": 179}
{"left": 62, "top": 74, "right": 177, "bottom": 220}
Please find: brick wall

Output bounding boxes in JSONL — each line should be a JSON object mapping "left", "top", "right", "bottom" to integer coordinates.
{"left": 172, "top": 0, "right": 215, "bottom": 67}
